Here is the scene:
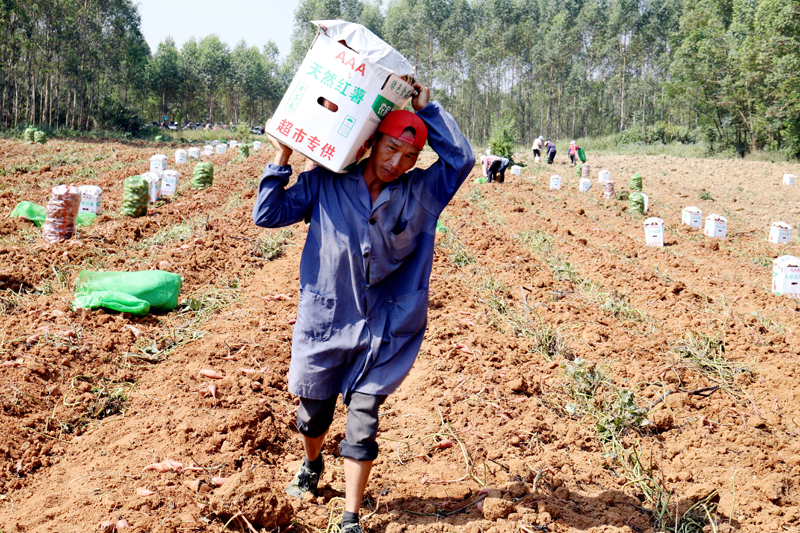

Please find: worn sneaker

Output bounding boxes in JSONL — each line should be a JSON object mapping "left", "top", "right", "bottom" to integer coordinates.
{"left": 338, "top": 523, "right": 363, "bottom": 533}
{"left": 285, "top": 462, "right": 322, "bottom": 499}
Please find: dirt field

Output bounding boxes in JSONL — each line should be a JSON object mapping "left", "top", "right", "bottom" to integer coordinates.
{"left": 0, "top": 137, "right": 799, "bottom": 533}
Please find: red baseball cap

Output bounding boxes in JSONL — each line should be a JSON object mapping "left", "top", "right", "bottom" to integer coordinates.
{"left": 377, "top": 110, "right": 428, "bottom": 150}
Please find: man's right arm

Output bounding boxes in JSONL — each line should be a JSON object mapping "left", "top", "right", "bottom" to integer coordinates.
{"left": 252, "top": 163, "right": 317, "bottom": 228}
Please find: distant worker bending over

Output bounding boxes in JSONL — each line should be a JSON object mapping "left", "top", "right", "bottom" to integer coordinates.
{"left": 544, "top": 140, "right": 557, "bottom": 164}
{"left": 481, "top": 154, "right": 510, "bottom": 184}
{"left": 252, "top": 82, "right": 474, "bottom": 533}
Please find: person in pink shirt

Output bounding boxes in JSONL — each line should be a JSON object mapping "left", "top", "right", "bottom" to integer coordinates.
{"left": 568, "top": 140, "right": 580, "bottom": 164}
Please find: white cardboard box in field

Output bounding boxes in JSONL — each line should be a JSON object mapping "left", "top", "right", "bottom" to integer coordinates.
{"left": 598, "top": 170, "right": 610, "bottom": 183}
{"left": 212, "top": 140, "right": 219, "bottom": 147}
{"left": 644, "top": 217, "right": 664, "bottom": 247}
{"left": 160, "top": 170, "right": 180, "bottom": 195}
{"left": 511, "top": 165, "right": 522, "bottom": 176}
{"left": 77, "top": 185, "right": 102, "bottom": 214}
{"left": 550, "top": 175, "right": 562, "bottom": 190}
{"left": 682, "top": 206, "right": 702, "bottom": 229}
{"left": 704, "top": 214, "right": 728, "bottom": 239}
{"left": 141, "top": 172, "right": 162, "bottom": 203}
{"left": 216, "top": 143, "right": 228, "bottom": 154}
{"left": 769, "top": 221, "right": 792, "bottom": 244}
{"left": 150, "top": 154, "right": 168, "bottom": 173}
{"left": 253, "top": 141, "right": 262, "bottom": 151}
{"left": 641, "top": 193, "right": 650, "bottom": 213}
{"left": 175, "top": 149, "right": 188, "bottom": 165}
{"left": 188, "top": 147, "right": 201, "bottom": 160}
{"left": 773, "top": 255, "right": 800, "bottom": 297}
{"left": 266, "top": 20, "right": 415, "bottom": 173}
{"left": 579, "top": 178, "right": 591, "bottom": 192}
{"left": 783, "top": 174, "right": 796, "bottom": 185}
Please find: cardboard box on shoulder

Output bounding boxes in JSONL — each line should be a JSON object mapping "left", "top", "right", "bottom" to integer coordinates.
{"left": 266, "top": 20, "right": 416, "bottom": 173}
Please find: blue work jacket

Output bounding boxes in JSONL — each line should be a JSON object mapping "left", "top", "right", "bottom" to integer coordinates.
{"left": 252, "top": 101, "right": 474, "bottom": 401}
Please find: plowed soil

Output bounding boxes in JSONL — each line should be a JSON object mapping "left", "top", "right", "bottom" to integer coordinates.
{"left": 0, "top": 137, "right": 799, "bottom": 533}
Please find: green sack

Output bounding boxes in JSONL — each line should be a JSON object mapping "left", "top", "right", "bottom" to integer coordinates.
{"left": 73, "top": 290, "right": 151, "bottom": 315}
{"left": 24, "top": 127, "right": 37, "bottom": 143}
{"left": 578, "top": 147, "right": 586, "bottom": 163}
{"left": 192, "top": 162, "right": 214, "bottom": 190}
{"left": 154, "top": 135, "right": 164, "bottom": 142}
{"left": 72, "top": 270, "right": 182, "bottom": 316}
{"left": 629, "top": 192, "right": 645, "bottom": 215}
{"left": 34, "top": 130, "right": 47, "bottom": 144}
{"left": 121, "top": 176, "right": 149, "bottom": 217}
{"left": 473, "top": 177, "right": 487, "bottom": 184}
{"left": 10, "top": 201, "right": 95, "bottom": 227}
{"left": 238, "top": 144, "right": 250, "bottom": 158}
{"left": 574, "top": 164, "right": 583, "bottom": 177}
{"left": 630, "top": 173, "right": 643, "bottom": 191}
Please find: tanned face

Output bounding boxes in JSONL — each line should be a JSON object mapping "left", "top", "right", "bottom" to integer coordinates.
{"left": 366, "top": 133, "right": 421, "bottom": 184}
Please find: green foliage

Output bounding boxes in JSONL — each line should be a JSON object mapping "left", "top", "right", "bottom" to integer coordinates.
{"left": 674, "top": 332, "right": 755, "bottom": 397}
{"left": 24, "top": 127, "right": 37, "bottom": 143}
{"left": 96, "top": 96, "right": 142, "bottom": 134}
{"left": 439, "top": 222, "right": 474, "bottom": 267}
{"left": 251, "top": 229, "right": 293, "bottom": 261}
{"left": 698, "top": 189, "right": 714, "bottom": 201}
{"left": 236, "top": 122, "right": 253, "bottom": 145}
{"left": 617, "top": 123, "right": 695, "bottom": 145}
{"left": 487, "top": 117, "right": 516, "bottom": 159}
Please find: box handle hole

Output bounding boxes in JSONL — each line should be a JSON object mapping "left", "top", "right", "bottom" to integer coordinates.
{"left": 317, "top": 97, "right": 338, "bottom": 112}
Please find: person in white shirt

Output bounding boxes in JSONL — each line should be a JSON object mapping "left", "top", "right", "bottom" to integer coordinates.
{"left": 532, "top": 136, "right": 544, "bottom": 162}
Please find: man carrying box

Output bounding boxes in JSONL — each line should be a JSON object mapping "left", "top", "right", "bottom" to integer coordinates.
{"left": 253, "top": 81, "right": 474, "bottom": 533}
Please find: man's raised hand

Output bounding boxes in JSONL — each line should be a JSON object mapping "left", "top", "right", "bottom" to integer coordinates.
{"left": 410, "top": 82, "right": 430, "bottom": 112}
{"left": 269, "top": 135, "right": 293, "bottom": 167}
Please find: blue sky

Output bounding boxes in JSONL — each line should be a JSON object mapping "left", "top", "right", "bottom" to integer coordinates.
{"left": 136, "top": 0, "right": 299, "bottom": 59}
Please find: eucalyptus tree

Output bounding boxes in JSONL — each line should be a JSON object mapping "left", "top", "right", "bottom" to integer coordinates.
{"left": 148, "top": 37, "right": 182, "bottom": 120}
{"left": 754, "top": 0, "right": 800, "bottom": 155}
{"left": 197, "top": 35, "right": 231, "bottom": 124}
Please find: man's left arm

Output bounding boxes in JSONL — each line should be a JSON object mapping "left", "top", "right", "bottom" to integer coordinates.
{"left": 413, "top": 101, "right": 476, "bottom": 215}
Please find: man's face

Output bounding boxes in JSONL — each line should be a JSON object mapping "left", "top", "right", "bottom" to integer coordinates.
{"left": 367, "top": 133, "right": 421, "bottom": 184}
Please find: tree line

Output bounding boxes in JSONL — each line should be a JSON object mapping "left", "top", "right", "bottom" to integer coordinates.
{"left": 3, "top": 0, "right": 800, "bottom": 156}
{"left": 0, "top": 0, "right": 284, "bottom": 133}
